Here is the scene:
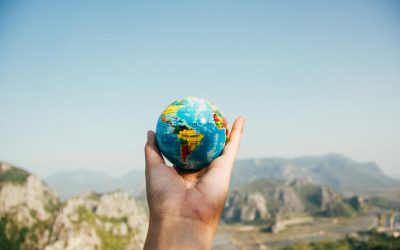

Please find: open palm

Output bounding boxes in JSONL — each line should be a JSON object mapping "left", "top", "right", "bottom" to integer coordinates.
{"left": 145, "top": 117, "right": 245, "bottom": 228}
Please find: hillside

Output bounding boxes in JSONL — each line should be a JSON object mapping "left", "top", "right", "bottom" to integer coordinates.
{"left": 0, "top": 162, "right": 148, "bottom": 250}
{"left": 231, "top": 154, "right": 399, "bottom": 194}
{"left": 223, "top": 177, "right": 363, "bottom": 225}
{"left": 0, "top": 162, "right": 59, "bottom": 249}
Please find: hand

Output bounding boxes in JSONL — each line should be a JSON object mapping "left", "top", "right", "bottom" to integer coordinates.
{"left": 143, "top": 116, "right": 245, "bottom": 250}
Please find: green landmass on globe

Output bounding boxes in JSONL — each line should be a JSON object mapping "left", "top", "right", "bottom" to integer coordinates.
{"left": 156, "top": 96, "right": 229, "bottom": 170}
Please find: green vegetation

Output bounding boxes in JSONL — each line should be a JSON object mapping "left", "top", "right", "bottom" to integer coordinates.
{"left": 44, "top": 199, "right": 61, "bottom": 213}
{"left": 281, "top": 241, "right": 351, "bottom": 250}
{"left": 0, "top": 167, "right": 29, "bottom": 184}
{"left": 0, "top": 217, "right": 29, "bottom": 250}
{"left": 89, "top": 192, "right": 102, "bottom": 201}
{"left": 240, "top": 178, "right": 278, "bottom": 193}
{"left": 294, "top": 184, "right": 323, "bottom": 212}
{"left": 76, "top": 206, "right": 128, "bottom": 224}
{"left": 368, "top": 196, "right": 400, "bottom": 210}
{"left": 0, "top": 207, "right": 54, "bottom": 250}
{"left": 76, "top": 206, "right": 96, "bottom": 225}
{"left": 96, "top": 226, "right": 132, "bottom": 250}
{"left": 280, "top": 230, "right": 400, "bottom": 250}
{"left": 318, "top": 203, "right": 354, "bottom": 217}
{"left": 76, "top": 206, "right": 134, "bottom": 250}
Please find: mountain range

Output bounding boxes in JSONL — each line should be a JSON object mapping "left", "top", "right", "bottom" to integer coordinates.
{"left": 44, "top": 154, "right": 399, "bottom": 200}
{"left": 1, "top": 154, "right": 398, "bottom": 249}
{"left": 230, "top": 154, "right": 400, "bottom": 195}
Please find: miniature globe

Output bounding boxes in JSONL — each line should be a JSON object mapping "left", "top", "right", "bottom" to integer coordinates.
{"left": 156, "top": 97, "right": 229, "bottom": 170}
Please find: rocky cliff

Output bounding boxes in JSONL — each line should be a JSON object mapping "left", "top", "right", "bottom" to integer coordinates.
{"left": 0, "top": 162, "right": 148, "bottom": 250}
{"left": 45, "top": 192, "right": 148, "bottom": 250}
{"left": 223, "top": 177, "right": 363, "bottom": 223}
{"left": 0, "top": 162, "right": 59, "bottom": 249}
{"left": 224, "top": 192, "right": 269, "bottom": 222}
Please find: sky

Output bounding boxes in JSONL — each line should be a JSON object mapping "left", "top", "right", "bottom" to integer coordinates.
{"left": 0, "top": 1, "right": 399, "bottom": 178}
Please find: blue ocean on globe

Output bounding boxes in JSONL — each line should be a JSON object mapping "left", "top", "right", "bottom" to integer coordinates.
{"left": 155, "top": 97, "right": 228, "bottom": 170}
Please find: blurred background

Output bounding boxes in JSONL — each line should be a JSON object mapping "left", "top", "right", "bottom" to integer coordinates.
{"left": 0, "top": 1, "right": 399, "bottom": 249}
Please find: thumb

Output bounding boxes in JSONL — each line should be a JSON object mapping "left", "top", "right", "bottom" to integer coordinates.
{"left": 144, "top": 130, "right": 165, "bottom": 171}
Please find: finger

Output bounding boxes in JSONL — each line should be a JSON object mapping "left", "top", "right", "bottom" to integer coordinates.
{"left": 145, "top": 130, "right": 165, "bottom": 171}
{"left": 196, "top": 117, "right": 245, "bottom": 191}
{"left": 222, "top": 116, "right": 245, "bottom": 161}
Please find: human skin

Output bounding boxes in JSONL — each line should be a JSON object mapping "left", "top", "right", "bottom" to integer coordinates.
{"left": 143, "top": 116, "right": 245, "bottom": 250}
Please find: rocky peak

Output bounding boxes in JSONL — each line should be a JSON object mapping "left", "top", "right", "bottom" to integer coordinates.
{"left": 46, "top": 191, "right": 148, "bottom": 250}
{"left": 274, "top": 186, "right": 305, "bottom": 214}
{"left": 316, "top": 186, "right": 339, "bottom": 211}
{"left": 0, "top": 163, "right": 59, "bottom": 225}
{"left": 224, "top": 191, "right": 269, "bottom": 222}
{"left": 0, "top": 162, "right": 149, "bottom": 250}
{"left": 346, "top": 195, "right": 366, "bottom": 211}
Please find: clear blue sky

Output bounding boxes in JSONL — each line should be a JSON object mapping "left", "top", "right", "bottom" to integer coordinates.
{"left": 1, "top": 1, "right": 399, "bottom": 177}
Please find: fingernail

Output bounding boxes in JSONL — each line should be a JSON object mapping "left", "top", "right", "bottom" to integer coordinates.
{"left": 147, "top": 130, "right": 151, "bottom": 140}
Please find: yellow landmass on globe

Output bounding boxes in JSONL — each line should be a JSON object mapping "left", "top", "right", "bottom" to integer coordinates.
{"left": 161, "top": 104, "right": 181, "bottom": 122}
{"left": 177, "top": 128, "right": 204, "bottom": 162}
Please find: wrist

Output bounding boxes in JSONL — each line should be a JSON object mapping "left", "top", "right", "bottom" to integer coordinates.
{"left": 144, "top": 214, "right": 216, "bottom": 250}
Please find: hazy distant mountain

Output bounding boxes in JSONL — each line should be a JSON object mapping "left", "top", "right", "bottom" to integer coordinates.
{"left": 45, "top": 154, "right": 398, "bottom": 199}
{"left": 231, "top": 154, "right": 400, "bottom": 195}
{"left": 45, "top": 169, "right": 144, "bottom": 200}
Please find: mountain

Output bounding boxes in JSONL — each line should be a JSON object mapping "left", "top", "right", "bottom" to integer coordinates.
{"left": 45, "top": 154, "right": 398, "bottom": 199}
{"left": 45, "top": 192, "right": 148, "bottom": 250}
{"left": 223, "top": 177, "right": 365, "bottom": 232}
{"left": 0, "top": 162, "right": 148, "bottom": 250}
{"left": 230, "top": 154, "right": 400, "bottom": 195}
{"left": 45, "top": 169, "right": 145, "bottom": 200}
{"left": 224, "top": 178, "right": 362, "bottom": 221}
{"left": 0, "top": 162, "right": 59, "bottom": 249}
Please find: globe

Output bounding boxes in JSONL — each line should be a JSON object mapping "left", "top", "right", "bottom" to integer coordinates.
{"left": 155, "top": 97, "right": 229, "bottom": 170}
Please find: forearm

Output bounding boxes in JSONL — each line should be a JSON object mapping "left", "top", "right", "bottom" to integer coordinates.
{"left": 143, "top": 215, "right": 216, "bottom": 250}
